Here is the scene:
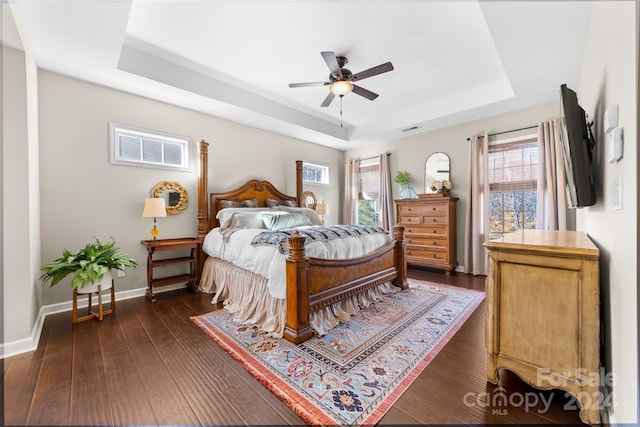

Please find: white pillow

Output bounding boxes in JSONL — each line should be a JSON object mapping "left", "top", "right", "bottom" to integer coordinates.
{"left": 229, "top": 211, "right": 267, "bottom": 230}
{"left": 217, "top": 207, "right": 270, "bottom": 230}
{"left": 278, "top": 206, "right": 322, "bottom": 225}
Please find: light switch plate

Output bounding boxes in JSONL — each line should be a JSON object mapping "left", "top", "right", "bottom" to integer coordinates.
{"left": 604, "top": 105, "right": 619, "bottom": 133}
{"left": 607, "top": 127, "right": 623, "bottom": 163}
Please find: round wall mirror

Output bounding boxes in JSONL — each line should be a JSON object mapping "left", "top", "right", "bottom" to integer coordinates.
{"left": 424, "top": 152, "right": 451, "bottom": 193}
{"left": 151, "top": 181, "right": 188, "bottom": 215}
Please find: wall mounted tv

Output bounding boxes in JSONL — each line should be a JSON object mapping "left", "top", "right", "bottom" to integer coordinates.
{"left": 559, "top": 84, "right": 596, "bottom": 208}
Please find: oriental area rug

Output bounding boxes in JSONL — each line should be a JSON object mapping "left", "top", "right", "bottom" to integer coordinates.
{"left": 191, "top": 280, "right": 484, "bottom": 426}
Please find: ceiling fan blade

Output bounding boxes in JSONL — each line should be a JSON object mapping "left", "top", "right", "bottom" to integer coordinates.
{"left": 352, "top": 84, "right": 379, "bottom": 101}
{"left": 321, "top": 51, "right": 343, "bottom": 79}
{"left": 289, "top": 82, "right": 328, "bottom": 88}
{"left": 320, "top": 92, "right": 335, "bottom": 107}
{"left": 352, "top": 62, "right": 394, "bottom": 81}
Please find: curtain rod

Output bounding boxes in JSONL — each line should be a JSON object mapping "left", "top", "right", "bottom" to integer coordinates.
{"left": 359, "top": 152, "right": 391, "bottom": 162}
{"left": 466, "top": 125, "right": 538, "bottom": 141}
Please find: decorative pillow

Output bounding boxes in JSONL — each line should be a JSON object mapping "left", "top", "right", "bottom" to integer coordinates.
{"left": 261, "top": 211, "right": 312, "bottom": 231}
{"left": 229, "top": 211, "right": 267, "bottom": 230}
{"left": 221, "top": 199, "right": 259, "bottom": 208}
{"left": 216, "top": 207, "right": 270, "bottom": 230}
{"left": 278, "top": 206, "right": 322, "bottom": 225}
{"left": 265, "top": 198, "right": 297, "bottom": 208}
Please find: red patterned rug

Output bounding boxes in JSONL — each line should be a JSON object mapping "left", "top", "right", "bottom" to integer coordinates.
{"left": 192, "top": 279, "right": 484, "bottom": 425}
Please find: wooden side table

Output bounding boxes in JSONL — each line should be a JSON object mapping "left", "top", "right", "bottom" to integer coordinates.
{"left": 140, "top": 237, "right": 202, "bottom": 303}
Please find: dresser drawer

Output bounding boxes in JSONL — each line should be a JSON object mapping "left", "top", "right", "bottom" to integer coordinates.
{"left": 404, "top": 225, "right": 448, "bottom": 237}
{"left": 407, "top": 247, "right": 449, "bottom": 262}
{"left": 398, "top": 202, "right": 448, "bottom": 217}
{"left": 398, "top": 214, "right": 448, "bottom": 225}
{"left": 405, "top": 236, "right": 448, "bottom": 248}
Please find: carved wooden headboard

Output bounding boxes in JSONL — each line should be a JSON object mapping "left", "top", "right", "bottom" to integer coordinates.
{"left": 196, "top": 140, "right": 304, "bottom": 236}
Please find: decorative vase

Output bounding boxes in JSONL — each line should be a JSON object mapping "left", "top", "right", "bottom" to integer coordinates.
{"left": 400, "top": 185, "right": 418, "bottom": 199}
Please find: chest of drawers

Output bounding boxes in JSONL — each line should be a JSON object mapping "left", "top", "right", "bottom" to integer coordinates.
{"left": 395, "top": 196, "right": 458, "bottom": 274}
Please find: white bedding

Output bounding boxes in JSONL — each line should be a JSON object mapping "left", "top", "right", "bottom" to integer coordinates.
{"left": 202, "top": 226, "right": 392, "bottom": 299}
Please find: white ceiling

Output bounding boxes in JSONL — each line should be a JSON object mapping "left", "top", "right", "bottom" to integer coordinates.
{"left": 7, "top": 1, "right": 590, "bottom": 150}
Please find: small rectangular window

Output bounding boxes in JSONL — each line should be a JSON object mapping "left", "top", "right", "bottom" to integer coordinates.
{"left": 110, "top": 123, "right": 191, "bottom": 172}
{"left": 302, "top": 161, "right": 330, "bottom": 185}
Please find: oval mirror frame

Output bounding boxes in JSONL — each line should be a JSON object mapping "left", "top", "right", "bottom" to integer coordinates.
{"left": 302, "top": 191, "right": 317, "bottom": 210}
{"left": 424, "top": 152, "right": 451, "bottom": 193}
{"left": 151, "top": 181, "right": 188, "bottom": 215}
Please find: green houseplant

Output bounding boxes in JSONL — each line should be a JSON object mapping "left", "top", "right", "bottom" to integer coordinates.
{"left": 394, "top": 171, "right": 411, "bottom": 186}
{"left": 394, "top": 170, "right": 417, "bottom": 199}
{"left": 40, "top": 238, "right": 137, "bottom": 290}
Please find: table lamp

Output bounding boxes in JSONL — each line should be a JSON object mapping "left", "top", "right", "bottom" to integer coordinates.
{"left": 316, "top": 201, "right": 327, "bottom": 225}
{"left": 142, "top": 197, "right": 167, "bottom": 239}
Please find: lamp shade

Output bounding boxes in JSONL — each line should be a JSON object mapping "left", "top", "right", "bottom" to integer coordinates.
{"left": 315, "top": 202, "right": 327, "bottom": 216}
{"left": 142, "top": 197, "right": 167, "bottom": 218}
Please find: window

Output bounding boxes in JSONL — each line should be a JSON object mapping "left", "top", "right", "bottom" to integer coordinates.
{"left": 110, "top": 123, "right": 191, "bottom": 171}
{"left": 302, "top": 162, "right": 330, "bottom": 185}
{"left": 488, "top": 136, "right": 538, "bottom": 238}
{"left": 358, "top": 158, "right": 380, "bottom": 226}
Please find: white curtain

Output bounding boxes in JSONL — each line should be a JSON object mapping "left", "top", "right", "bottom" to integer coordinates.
{"left": 343, "top": 159, "right": 360, "bottom": 225}
{"left": 378, "top": 153, "right": 394, "bottom": 232}
{"left": 536, "top": 119, "right": 567, "bottom": 230}
{"left": 464, "top": 133, "right": 490, "bottom": 276}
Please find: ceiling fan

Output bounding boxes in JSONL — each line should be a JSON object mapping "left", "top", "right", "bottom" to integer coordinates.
{"left": 289, "top": 51, "right": 394, "bottom": 107}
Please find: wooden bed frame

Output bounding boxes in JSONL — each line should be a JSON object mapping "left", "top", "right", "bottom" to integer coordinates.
{"left": 196, "top": 140, "right": 408, "bottom": 343}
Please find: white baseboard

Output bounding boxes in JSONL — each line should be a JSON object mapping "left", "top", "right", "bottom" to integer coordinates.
{"left": 1, "top": 283, "right": 188, "bottom": 359}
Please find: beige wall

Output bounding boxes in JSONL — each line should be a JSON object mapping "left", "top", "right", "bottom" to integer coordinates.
{"left": 576, "top": 1, "right": 638, "bottom": 423}
{"left": 38, "top": 71, "right": 344, "bottom": 306}
{"left": 345, "top": 100, "right": 561, "bottom": 271}
{"left": 2, "top": 41, "right": 41, "bottom": 349}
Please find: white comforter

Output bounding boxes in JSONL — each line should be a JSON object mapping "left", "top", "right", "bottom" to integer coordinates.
{"left": 202, "top": 226, "right": 391, "bottom": 299}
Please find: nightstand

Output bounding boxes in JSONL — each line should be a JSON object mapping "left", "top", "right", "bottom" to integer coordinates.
{"left": 140, "top": 237, "right": 202, "bottom": 303}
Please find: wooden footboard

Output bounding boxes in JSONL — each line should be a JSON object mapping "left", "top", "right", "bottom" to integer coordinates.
{"left": 196, "top": 139, "right": 408, "bottom": 344}
{"left": 284, "top": 226, "right": 408, "bottom": 343}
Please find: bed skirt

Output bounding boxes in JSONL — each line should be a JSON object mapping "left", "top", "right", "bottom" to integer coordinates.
{"left": 198, "top": 256, "right": 399, "bottom": 337}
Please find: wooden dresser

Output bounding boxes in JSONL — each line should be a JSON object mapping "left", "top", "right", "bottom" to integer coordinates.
{"left": 395, "top": 196, "right": 457, "bottom": 274}
{"left": 485, "top": 230, "right": 600, "bottom": 425}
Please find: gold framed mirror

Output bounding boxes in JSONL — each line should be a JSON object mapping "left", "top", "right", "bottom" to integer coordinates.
{"left": 302, "top": 191, "right": 317, "bottom": 210}
{"left": 151, "top": 181, "right": 188, "bottom": 215}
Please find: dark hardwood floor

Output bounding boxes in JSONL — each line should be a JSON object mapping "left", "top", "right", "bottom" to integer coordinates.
{"left": 3, "top": 268, "right": 586, "bottom": 426}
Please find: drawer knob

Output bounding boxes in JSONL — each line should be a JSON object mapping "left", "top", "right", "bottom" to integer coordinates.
{"left": 433, "top": 241, "right": 437, "bottom": 245}
{"left": 432, "top": 207, "right": 436, "bottom": 210}
{"left": 408, "top": 208, "right": 412, "bottom": 211}
{"left": 433, "top": 218, "right": 437, "bottom": 222}
{"left": 433, "top": 254, "right": 437, "bottom": 258}
{"left": 433, "top": 230, "right": 437, "bottom": 233}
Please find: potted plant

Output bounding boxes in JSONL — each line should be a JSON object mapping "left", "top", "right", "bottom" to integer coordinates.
{"left": 394, "top": 170, "right": 411, "bottom": 187}
{"left": 394, "top": 171, "right": 417, "bottom": 199}
{"left": 40, "top": 237, "right": 137, "bottom": 293}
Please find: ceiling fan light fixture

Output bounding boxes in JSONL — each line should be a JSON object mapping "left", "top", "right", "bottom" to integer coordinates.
{"left": 330, "top": 80, "right": 353, "bottom": 96}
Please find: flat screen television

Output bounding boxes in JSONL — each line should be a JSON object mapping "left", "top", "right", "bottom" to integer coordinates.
{"left": 559, "top": 84, "right": 596, "bottom": 208}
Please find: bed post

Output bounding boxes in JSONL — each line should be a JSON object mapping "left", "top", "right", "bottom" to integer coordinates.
{"left": 197, "top": 140, "right": 210, "bottom": 238}
{"left": 393, "top": 225, "right": 409, "bottom": 290}
{"left": 284, "top": 231, "right": 313, "bottom": 343}
{"left": 295, "top": 160, "right": 303, "bottom": 207}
